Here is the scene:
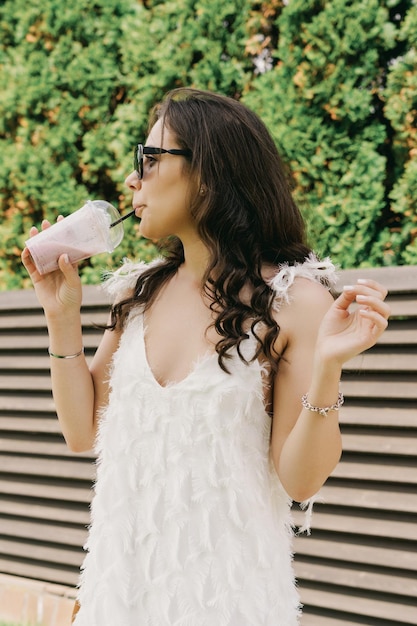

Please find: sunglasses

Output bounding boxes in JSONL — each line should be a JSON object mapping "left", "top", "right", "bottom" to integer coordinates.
{"left": 134, "top": 144, "right": 192, "bottom": 180}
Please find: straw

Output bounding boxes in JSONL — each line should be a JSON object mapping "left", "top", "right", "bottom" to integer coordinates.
{"left": 110, "top": 209, "right": 136, "bottom": 228}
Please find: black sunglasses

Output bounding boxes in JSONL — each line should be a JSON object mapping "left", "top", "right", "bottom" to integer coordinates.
{"left": 134, "top": 144, "right": 192, "bottom": 180}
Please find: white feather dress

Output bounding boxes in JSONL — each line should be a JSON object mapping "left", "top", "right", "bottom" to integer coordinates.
{"left": 73, "top": 255, "right": 336, "bottom": 626}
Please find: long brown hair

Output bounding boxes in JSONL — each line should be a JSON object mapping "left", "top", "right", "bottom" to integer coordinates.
{"left": 109, "top": 88, "right": 312, "bottom": 372}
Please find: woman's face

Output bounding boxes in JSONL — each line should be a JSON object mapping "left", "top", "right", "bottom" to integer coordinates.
{"left": 125, "top": 119, "right": 197, "bottom": 242}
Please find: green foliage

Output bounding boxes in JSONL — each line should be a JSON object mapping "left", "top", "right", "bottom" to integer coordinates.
{"left": 243, "top": 0, "right": 411, "bottom": 268}
{"left": 0, "top": 0, "right": 141, "bottom": 288}
{"left": 0, "top": 0, "right": 416, "bottom": 289}
{"left": 382, "top": 2, "right": 417, "bottom": 264}
{"left": 0, "top": 0, "right": 256, "bottom": 289}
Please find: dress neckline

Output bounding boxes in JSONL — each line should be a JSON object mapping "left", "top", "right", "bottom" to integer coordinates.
{"left": 139, "top": 314, "right": 218, "bottom": 390}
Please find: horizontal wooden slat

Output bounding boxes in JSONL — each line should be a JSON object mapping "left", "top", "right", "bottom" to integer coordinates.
{"left": 335, "top": 265, "right": 417, "bottom": 294}
{"left": 0, "top": 558, "right": 79, "bottom": 587}
{"left": 295, "top": 561, "right": 417, "bottom": 598}
{"left": 2, "top": 267, "right": 416, "bottom": 308}
{"left": 0, "top": 310, "right": 109, "bottom": 331}
{"left": 0, "top": 333, "right": 101, "bottom": 351}
{"left": 0, "top": 285, "right": 110, "bottom": 310}
{"left": 292, "top": 509, "right": 417, "bottom": 541}
{"left": 300, "top": 586, "right": 417, "bottom": 625}
{"left": 4, "top": 373, "right": 412, "bottom": 399}
{"left": 0, "top": 454, "right": 95, "bottom": 480}
{"left": 345, "top": 351, "right": 417, "bottom": 372}
{"left": 319, "top": 484, "right": 417, "bottom": 513}
{"left": 0, "top": 538, "right": 84, "bottom": 568}
{"left": 301, "top": 614, "right": 369, "bottom": 626}
{"left": 0, "top": 354, "right": 94, "bottom": 370}
{"left": 0, "top": 416, "right": 64, "bottom": 434}
{"left": 340, "top": 405, "right": 417, "bottom": 427}
{"left": 0, "top": 375, "right": 53, "bottom": 392}
{"left": 333, "top": 460, "right": 417, "bottom": 484}
{"left": 0, "top": 395, "right": 56, "bottom": 412}
{"left": 294, "top": 536, "right": 416, "bottom": 572}
{"left": 0, "top": 496, "right": 90, "bottom": 525}
{"left": 376, "top": 323, "right": 417, "bottom": 345}
{"left": 0, "top": 478, "right": 92, "bottom": 503}
{"left": 0, "top": 437, "right": 88, "bottom": 457}
{"left": 0, "top": 518, "right": 87, "bottom": 547}
{"left": 341, "top": 433, "right": 417, "bottom": 457}
{"left": 381, "top": 296, "right": 417, "bottom": 317}
{"left": 341, "top": 377, "right": 417, "bottom": 399}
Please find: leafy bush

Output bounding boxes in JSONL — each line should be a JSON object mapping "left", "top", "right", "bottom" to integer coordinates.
{"left": 0, "top": 0, "right": 415, "bottom": 289}
{"left": 382, "top": 2, "right": 417, "bottom": 265}
{"left": 243, "top": 0, "right": 414, "bottom": 268}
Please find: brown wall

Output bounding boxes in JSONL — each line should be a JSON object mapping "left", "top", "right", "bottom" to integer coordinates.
{"left": 0, "top": 266, "right": 416, "bottom": 626}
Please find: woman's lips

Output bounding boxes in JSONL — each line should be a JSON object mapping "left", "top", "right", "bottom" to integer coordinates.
{"left": 134, "top": 205, "right": 145, "bottom": 218}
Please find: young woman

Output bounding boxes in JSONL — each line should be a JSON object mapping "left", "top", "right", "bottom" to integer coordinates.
{"left": 22, "top": 88, "right": 390, "bottom": 626}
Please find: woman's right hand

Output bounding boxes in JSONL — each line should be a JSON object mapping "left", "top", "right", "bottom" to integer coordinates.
{"left": 21, "top": 218, "right": 82, "bottom": 320}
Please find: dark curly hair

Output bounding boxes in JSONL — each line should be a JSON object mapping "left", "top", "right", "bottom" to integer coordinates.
{"left": 109, "top": 88, "right": 312, "bottom": 373}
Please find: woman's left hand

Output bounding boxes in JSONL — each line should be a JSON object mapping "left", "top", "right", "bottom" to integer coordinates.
{"left": 316, "top": 279, "right": 390, "bottom": 367}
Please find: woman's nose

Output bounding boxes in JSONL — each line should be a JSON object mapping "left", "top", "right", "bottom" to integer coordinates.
{"left": 125, "top": 171, "right": 142, "bottom": 190}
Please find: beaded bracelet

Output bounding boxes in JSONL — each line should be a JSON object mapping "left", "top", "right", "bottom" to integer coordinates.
{"left": 48, "top": 347, "right": 84, "bottom": 359}
{"left": 301, "top": 392, "right": 344, "bottom": 417}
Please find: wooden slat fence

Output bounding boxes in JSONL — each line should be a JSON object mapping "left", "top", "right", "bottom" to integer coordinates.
{"left": 0, "top": 266, "right": 416, "bottom": 625}
{"left": 294, "top": 266, "right": 417, "bottom": 626}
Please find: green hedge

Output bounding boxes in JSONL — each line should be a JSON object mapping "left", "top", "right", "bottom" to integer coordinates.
{"left": 0, "top": 0, "right": 415, "bottom": 289}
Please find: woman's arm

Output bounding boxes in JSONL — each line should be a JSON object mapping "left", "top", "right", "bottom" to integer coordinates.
{"left": 48, "top": 319, "right": 121, "bottom": 452}
{"left": 270, "top": 277, "right": 389, "bottom": 502}
{"left": 22, "top": 222, "right": 121, "bottom": 452}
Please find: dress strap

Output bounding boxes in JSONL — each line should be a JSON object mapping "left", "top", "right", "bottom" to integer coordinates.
{"left": 268, "top": 253, "right": 337, "bottom": 311}
{"left": 102, "top": 258, "right": 162, "bottom": 301}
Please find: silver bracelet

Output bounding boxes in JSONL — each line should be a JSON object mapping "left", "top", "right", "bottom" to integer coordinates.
{"left": 48, "top": 347, "right": 84, "bottom": 359}
{"left": 301, "top": 392, "right": 344, "bottom": 417}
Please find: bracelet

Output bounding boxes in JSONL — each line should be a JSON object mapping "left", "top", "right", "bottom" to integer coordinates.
{"left": 48, "top": 347, "right": 84, "bottom": 359}
{"left": 301, "top": 392, "right": 344, "bottom": 417}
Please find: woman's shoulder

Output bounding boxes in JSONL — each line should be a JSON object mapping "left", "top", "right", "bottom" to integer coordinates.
{"left": 267, "top": 254, "right": 337, "bottom": 349}
{"left": 102, "top": 257, "right": 163, "bottom": 301}
{"left": 266, "top": 253, "right": 338, "bottom": 311}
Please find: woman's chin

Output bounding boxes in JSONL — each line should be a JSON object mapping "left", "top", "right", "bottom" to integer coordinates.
{"left": 139, "top": 222, "right": 163, "bottom": 242}
{"left": 138, "top": 219, "right": 151, "bottom": 239}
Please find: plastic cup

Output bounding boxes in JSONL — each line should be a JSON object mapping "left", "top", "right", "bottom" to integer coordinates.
{"left": 25, "top": 200, "right": 124, "bottom": 275}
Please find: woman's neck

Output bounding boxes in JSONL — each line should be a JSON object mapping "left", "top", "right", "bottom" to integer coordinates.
{"left": 180, "top": 237, "right": 211, "bottom": 285}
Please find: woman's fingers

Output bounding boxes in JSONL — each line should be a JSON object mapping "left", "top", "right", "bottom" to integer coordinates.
{"left": 342, "top": 280, "right": 387, "bottom": 301}
{"left": 21, "top": 247, "right": 44, "bottom": 285}
{"left": 356, "top": 294, "right": 390, "bottom": 321}
{"left": 340, "top": 280, "right": 390, "bottom": 317}
{"left": 355, "top": 278, "right": 388, "bottom": 299}
{"left": 331, "top": 279, "right": 390, "bottom": 341}
{"left": 358, "top": 306, "right": 389, "bottom": 331}
{"left": 344, "top": 280, "right": 390, "bottom": 342}
{"left": 318, "top": 279, "right": 390, "bottom": 366}
{"left": 57, "top": 254, "right": 80, "bottom": 283}
{"left": 21, "top": 247, "right": 32, "bottom": 270}
{"left": 21, "top": 246, "right": 37, "bottom": 271}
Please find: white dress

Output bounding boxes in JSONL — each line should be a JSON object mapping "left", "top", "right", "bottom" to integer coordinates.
{"left": 73, "top": 255, "right": 336, "bottom": 626}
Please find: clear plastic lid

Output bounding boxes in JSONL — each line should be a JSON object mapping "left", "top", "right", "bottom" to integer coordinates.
{"left": 88, "top": 200, "right": 124, "bottom": 251}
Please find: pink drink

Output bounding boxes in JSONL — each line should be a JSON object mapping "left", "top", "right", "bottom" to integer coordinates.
{"left": 26, "top": 200, "right": 124, "bottom": 275}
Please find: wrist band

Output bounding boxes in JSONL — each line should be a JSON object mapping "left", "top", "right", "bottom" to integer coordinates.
{"left": 301, "top": 392, "right": 344, "bottom": 417}
{"left": 48, "top": 347, "right": 84, "bottom": 359}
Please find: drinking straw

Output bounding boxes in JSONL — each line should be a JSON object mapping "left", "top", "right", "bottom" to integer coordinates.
{"left": 109, "top": 209, "right": 136, "bottom": 228}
